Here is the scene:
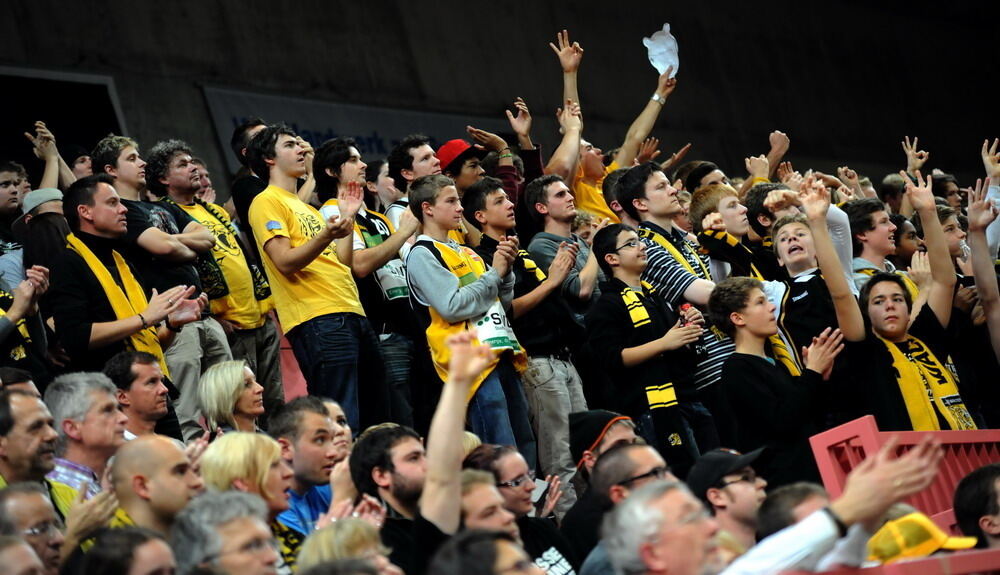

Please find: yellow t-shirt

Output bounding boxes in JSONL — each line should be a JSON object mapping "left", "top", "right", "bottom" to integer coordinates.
{"left": 572, "top": 161, "right": 621, "bottom": 223}
{"left": 248, "top": 185, "right": 364, "bottom": 333}
{"left": 176, "top": 202, "right": 269, "bottom": 329}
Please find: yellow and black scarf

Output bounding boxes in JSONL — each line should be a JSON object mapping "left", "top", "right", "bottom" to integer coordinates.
{"left": 878, "top": 334, "right": 977, "bottom": 431}
{"left": 638, "top": 226, "right": 712, "bottom": 280}
{"left": 66, "top": 233, "right": 170, "bottom": 377}
{"left": 0, "top": 290, "right": 33, "bottom": 361}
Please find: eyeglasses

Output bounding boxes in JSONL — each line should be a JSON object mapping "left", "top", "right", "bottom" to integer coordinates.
{"left": 497, "top": 470, "right": 536, "bottom": 489}
{"left": 617, "top": 465, "right": 670, "bottom": 486}
{"left": 498, "top": 559, "right": 536, "bottom": 573}
{"left": 719, "top": 471, "right": 760, "bottom": 487}
{"left": 22, "top": 519, "right": 64, "bottom": 538}
{"left": 615, "top": 239, "right": 641, "bottom": 252}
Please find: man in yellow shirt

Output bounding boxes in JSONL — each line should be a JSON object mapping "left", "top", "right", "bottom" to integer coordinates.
{"left": 155, "top": 142, "right": 284, "bottom": 424}
{"left": 246, "top": 124, "right": 386, "bottom": 431}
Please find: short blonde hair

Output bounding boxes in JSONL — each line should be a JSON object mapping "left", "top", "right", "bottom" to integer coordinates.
{"left": 297, "top": 518, "right": 389, "bottom": 570}
{"left": 198, "top": 360, "right": 249, "bottom": 431}
{"left": 689, "top": 183, "right": 740, "bottom": 234}
{"left": 461, "top": 469, "right": 495, "bottom": 496}
{"left": 462, "top": 431, "right": 482, "bottom": 457}
{"left": 199, "top": 432, "right": 281, "bottom": 504}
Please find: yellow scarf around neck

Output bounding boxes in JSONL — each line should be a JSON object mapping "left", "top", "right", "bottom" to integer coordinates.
{"left": 66, "top": 234, "right": 170, "bottom": 376}
{"left": 877, "top": 334, "right": 976, "bottom": 431}
{"left": 638, "top": 226, "right": 712, "bottom": 280}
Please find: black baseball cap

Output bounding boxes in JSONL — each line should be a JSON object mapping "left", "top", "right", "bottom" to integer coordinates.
{"left": 685, "top": 447, "right": 764, "bottom": 503}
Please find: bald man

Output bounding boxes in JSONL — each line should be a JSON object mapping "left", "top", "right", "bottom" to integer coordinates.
{"left": 109, "top": 435, "right": 203, "bottom": 534}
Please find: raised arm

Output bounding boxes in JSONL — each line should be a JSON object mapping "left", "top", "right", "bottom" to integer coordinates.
{"left": 903, "top": 170, "right": 956, "bottom": 327}
{"left": 801, "top": 178, "right": 865, "bottom": 341}
{"left": 966, "top": 178, "right": 1000, "bottom": 362}
{"left": 612, "top": 67, "right": 677, "bottom": 168}
{"left": 420, "top": 331, "right": 491, "bottom": 534}
{"left": 549, "top": 30, "right": 583, "bottom": 110}
{"left": 24, "top": 122, "right": 61, "bottom": 190}
{"left": 980, "top": 139, "right": 1000, "bottom": 257}
{"left": 544, "top": 101, "right": 582, "bottom": 181}
{"left": 765, "top": 131, "right": 790, "bottom": 180}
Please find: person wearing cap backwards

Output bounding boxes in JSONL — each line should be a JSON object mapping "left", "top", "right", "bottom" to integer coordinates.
{"left": 436, "top": 126, "right": 517, "bottom": 247}
{"left": 685, "top": 448, "right": 767, "bottom": 558}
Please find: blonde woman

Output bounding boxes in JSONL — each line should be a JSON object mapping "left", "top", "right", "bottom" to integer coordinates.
{"left": 298, "top": 518, "right": 402, "bottom": 575}
{"left": 199, "top": 432, "right": 302, "bottom": 572}
{"left": 198, "top": 359, "right": 265, "bottom": 434}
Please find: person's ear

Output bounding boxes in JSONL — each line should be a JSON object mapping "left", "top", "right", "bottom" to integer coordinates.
{"left": 633, "top": 197, "right": 647, "bottom": 215}
{"left": 757, "top": 213, "right": 772, "bottom": 230}
{"left": 608, "top": 484, "right": 630, "bottom": 505}
{"left": 277, "top": 437, "right": 294, "bottom": 461}
{"left": 62, "top": 418, "right": 83, "bottom": 442}
{"left": 133, "top": 475, "right": 151, "bottom": 500}
{"left": 706, "top": 487, "right": 727, "bottom": 509}
{"left": 604, "top": 252, "right": 620, "bottom": 270}
{"left": 422, "top": 201, "right": 434, "bottom": 219}
{"left": 535, "top": 202, "right": 550, "bottom": 216}
{"left": 730, "top": 311, "right": 747, "bottom": 328}
{"left": 373, "top": 466, "right": 392, "bottom": 490}
{"left": 116, "top": 389, "right": 131, "bottom": 407}
{"left": 581, "top": 450, "right": 597, "bottom": 473}
{"left": 474, "top": 210, "right": 488, "bottom": 227}
{"left": 401, "top": 168, "right": 415, "bottom": 183}
{"left": 232, "top": 478, "right": 252, "bottom": 493}
{"left": 980, "top": 513, "right": 1000, "bottom": 537}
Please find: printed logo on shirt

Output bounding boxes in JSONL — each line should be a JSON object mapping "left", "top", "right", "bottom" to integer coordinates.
{"left": 266, "top": 221, "right": 283, "bottom": 230}
{"left": 535, "top": 547, "right": 575, "bottom": 575}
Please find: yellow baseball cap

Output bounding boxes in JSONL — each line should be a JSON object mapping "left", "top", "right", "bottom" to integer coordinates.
{"left": 868, "top": 512, "right": 977, "bottom": 564}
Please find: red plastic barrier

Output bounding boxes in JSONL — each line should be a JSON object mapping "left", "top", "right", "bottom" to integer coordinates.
{"left": 809, "top": 416, "right": 1000, "bottom": 532}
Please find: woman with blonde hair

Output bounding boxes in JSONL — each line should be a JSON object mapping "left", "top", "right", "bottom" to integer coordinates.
{"left": 199, "top": 431, "right": 302, "bottom": 572}
{"left": 298, "top": 518, "right": 401, "bottom": 575}
{"left": 198, "top": 359, "right": 265, "bottom": 433}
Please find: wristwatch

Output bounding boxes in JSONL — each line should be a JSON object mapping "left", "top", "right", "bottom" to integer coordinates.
{"left": 650, "top": 93, "right": 665, "bottom": 104}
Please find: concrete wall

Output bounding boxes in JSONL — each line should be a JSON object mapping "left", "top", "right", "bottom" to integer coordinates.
{"left": 1, "top": 1, "right": 992, "bottom": 197}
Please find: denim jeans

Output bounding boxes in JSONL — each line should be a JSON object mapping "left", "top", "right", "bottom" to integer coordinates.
{"left": 467, "top": 358, "right": 537, "bottom": 467}
{"left": 287, "top": 312, "right": 389, "bottom": 432}
{"left": 379, "top": 332, "right": 415, "bottom": 428}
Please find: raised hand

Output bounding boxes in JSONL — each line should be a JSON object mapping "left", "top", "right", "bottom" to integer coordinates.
{"left": 656, "top": 66, "right": 678, "bottom": 99}
{"left": 297, "top": 137, "right": 315, "bottom": 175}
{"left": 803, "top": 327, "right": 844, "bottom": 377}
{"left": 589, "top": 217, "right": 611, "bottom": 245}
{"left": 24, "top": 265, "right": 50, "bottom": 300}
{"left": 967, "top": 177, "right": 998, "bottom": 232}
{"left": 505, "top": 98, "right": 532, "bottom": 139}
{"left": 837, "top": 166, "right": 860, "bottom": 189}
{"left": 745, "top": 155, "right": 769, "bottom": 180}
{"left": 25, "top": 121, "right": 59, "bottom": 160}
{"left": 63, "top": 483, "right": 118, "bottom": 550}
{"left": 907, "top": 251, "right": 932, "bottom": 291}
{"left": 982, "top": 139, "right": 1000, "bottom": 180}
{"left": 185, "top": 431, "right": 211, "bottom": 474}
{"left": 446, "top": 331, "right": 494, "bottom": 384}
{"left": 660, "top": 142, "right": 692, "bottom": 173}
{"left": 902, "top": 136, "right": 930, "bottom": 173}
{"left": 763, "top": 188, "right": 801, "bottom": 214}
{"left": 557, "top": 100, "right": 583, "bottom": 132}
{"left": 900, "top": 169, "right": 935, "bottom": 212}
{"left": 145, "top": 285, "right": 195, "bottom": 325}
{"left": 167, "top": 295, "right": 205, "bottom": 328}
{"left": 636, "top": 137, "right": 662, "bottom": 165}
{"left": 338, "top": 180, "right": 365, "bottom": 220}
{"left": 776, "top": 161, "right": 796, "bottom": 183}
{"left": 701, "top": 212, "right": 726, "bottom": 232}
{"left": 800, "top": 178, "right": 832, "bottom": 221}
{"left": 466, "top": 126, "right": 508, "bottom": 153}
{"left": 549, "top": 29, "right": 584, "bottom": 73}
{"left": 768, "top": 131, "right": 790, "bottom": 155}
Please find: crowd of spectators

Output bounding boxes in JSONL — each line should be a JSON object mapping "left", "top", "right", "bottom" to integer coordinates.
{"left": 0, "top": 28, "right": 998, "bottom": 575}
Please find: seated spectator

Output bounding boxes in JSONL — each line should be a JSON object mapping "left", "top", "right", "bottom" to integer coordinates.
{"left": 685, "top": 448, "right": 767, "bottom": 558}
{"left": 171, "top": 490, "right": 280, "bottom": 575}
{"left": 0, "top": 367, "right": 40, "bottom": 397}
{"left": 0, "top": 390, "right": 62, "bottom": 494}
{"left": 463, "top": 445, "right": 579, "bottom": 573}
{"left": 458, "top": 469, "right": 518, "bottom": 540}
{"left": 44, "top": 372, "right": 127, "bottom": 502}
{"left": 300, "top": 558, "right": 379, "bottom": 575}
{"left": 428, "top": 530, "right": 543, "bottom": 575}
{"left": 198, "top": 360, "right": 266, "bottom": 434}
{"left": 756, "top": 482, "right": 830, "bottom": 541}
{"left": 199, "top": 431, "right": 302, "bottom": 571}
{"left": 0, "top": 535, "right": 45, "bottom": 575}
{"left": 954, "top": 463, "right": 1000, "bottom": 549}
{"left": 102, "top": 351, "right": 179, "bottom": 440}
{"left": 568, "top": 410, "right": 637, "bottom": 486}
{"left": 108, "top": 434, "right": 203, "bottom": 534}
{"left": 0, "top": 484, "right": 63, "bottom": 575}
{"left": 0, "top": 260, "right": 51, "bottom": 389}
{"left": 297, "top": 518, "right": 402, "bottom": 575}
{"left": 78, "top": 527, "right": 175, "bottom": 575}
{"left": 270, "top": 397, "right": 351, "bottom": 535}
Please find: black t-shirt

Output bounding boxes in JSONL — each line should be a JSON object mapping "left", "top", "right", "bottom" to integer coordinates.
{"left": 230, "top": 173, "right": 268, "bottom": 264}
{"left": 120, "top": 199, "right": 202, "bottom": 295}
{"left": 843, "top": 306, "right": 959, "bottom": 431}
{"left": 559, "top": 488, "right": 609, "bottom": 565}
{"left": 381, "top": 513, "right": 450, "bottom": 575}
{"left": 517, "top": 515, "right": 579, "bottom": 574}
{"left": 719, "top": 353, "right": 823, "bottom": 488}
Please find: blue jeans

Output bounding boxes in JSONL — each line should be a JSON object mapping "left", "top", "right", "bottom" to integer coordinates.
{"left": 379, "top": 332, "right": 415, "bottom": 428}
{"left": 288, "top": 313, "right": 388, "bottom": 432}
{"left": 468, "top": 359, "right": 537, "bottom": 468}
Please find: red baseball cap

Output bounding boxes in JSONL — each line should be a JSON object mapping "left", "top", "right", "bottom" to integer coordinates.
{"left": 436, "top": 139, "right": 486, "bottom": 175}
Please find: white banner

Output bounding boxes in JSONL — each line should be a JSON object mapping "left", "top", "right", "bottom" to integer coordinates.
{"left": 203, "top": 86, "right": 511, "bottom": 174}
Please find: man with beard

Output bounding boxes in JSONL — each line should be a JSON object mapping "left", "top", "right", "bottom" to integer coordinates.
{"left": 350, "top": 424, "right": 426, "bottom": 575}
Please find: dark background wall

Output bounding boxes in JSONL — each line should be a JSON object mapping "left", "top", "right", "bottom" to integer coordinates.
{"left": 1, "top": 0, "right": 994, "bottom": 197}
